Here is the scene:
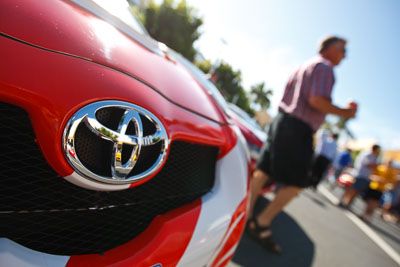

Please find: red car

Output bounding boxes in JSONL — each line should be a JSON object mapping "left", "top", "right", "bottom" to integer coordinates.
{"left": 226, "top": 103, "right": 267, "bottom": 171}
{"left": 0, "top": 1, "right": 250, "bottom": 266}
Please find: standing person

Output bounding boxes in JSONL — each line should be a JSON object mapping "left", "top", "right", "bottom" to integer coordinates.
{"left": 333, "top": 148, "right": 353, "bottom": 180}
{"left": 381, "top": 179, "right": 400, "bottom": 223}
{"left": 329, "top": 148, "right": 353, "bottom": 189}
{"left": 310, "top": 131, "right": 339, "bottom": 188}
{"left": 247, "top": 36, "right": 357, "bottom": 253}
{"left": 339, "top": 144, "right": 381, "bottom": 208}
{"left": 206, "top": 70, "right": 219, "bottom": 84}
{"left": 361, "top": 160, "right": 397, "bottom": 222}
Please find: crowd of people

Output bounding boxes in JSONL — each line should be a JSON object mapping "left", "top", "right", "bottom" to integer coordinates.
{"left": 246, "top": 35, "right": 399, "bottom": 254}
{"left": 314, "top": 131, "right": 400, "bottom": 223}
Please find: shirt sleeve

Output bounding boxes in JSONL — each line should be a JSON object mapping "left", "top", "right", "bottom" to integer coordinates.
{"left": 309, "top": 63, "right": 334, "bottom": 98}
{"left": 364, "top": 154, "right": 378, "bottom": 167}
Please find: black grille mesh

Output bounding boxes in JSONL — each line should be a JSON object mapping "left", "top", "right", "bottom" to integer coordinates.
{"left": 0, "top": 102, "right": 218, "bottom": 255}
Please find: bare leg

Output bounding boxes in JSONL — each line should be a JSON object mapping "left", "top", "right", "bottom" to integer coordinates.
{"left": 341, "top": 187, "right": 359, "bottom": 206}
{"left": 362, "top": 199, "right": 379, "bottom": 221}
{"left": 248, "top": 169, "right": 269, "bottom": 219}
{"left": 247, "top": 182, "right": 301, "bottom": 254}
{"left": 256, "top": 185, "right": 302, "bottom": 227}
{"left": 381, "top": 202, "right": 392, "bottom": 217}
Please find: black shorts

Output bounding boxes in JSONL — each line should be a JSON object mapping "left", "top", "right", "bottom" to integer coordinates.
{"left": 364, "top": 188, "right": 383, "bottom": 201}
{"left": 309, "top": 154, "right": 331, "bottom": 186}
{"left": 256, "top": 112, "right": 314, "bottom": 188}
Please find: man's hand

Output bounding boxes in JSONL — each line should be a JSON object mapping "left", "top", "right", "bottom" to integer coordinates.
{"left": 339, "top": 106, "right": 357, "bottom": 119}
{"left": 309, "top": 96, "right": 357, "bottom": 119}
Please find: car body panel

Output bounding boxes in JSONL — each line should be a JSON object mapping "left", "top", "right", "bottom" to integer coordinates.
{"left": 0, "top": 137, "right": 248, "bottom": 267}
{"left": 227, "top": 104, "right": 266, "bottom": 170}
{"left": 0, "top": 239, "right": 70, "bottom": 267}
{"left": 0, "top": 0, "right": 226, "bottom": 124}
{"left": 0, "top": 36, "right": 233, "bottom": 181}
{"left": 0, "top": 0, "right": 250, "bottom": 266}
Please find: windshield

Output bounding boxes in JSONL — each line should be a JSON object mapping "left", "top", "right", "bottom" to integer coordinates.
{"left": 70, "top": 0, "right": 162, "bottom": 55}
{"left": 91, "top": 0, "right": 149, "bottom": 35}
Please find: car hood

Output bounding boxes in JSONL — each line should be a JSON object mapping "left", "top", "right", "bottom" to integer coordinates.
{"left": 0, "top": 0, "right": 226, "bottom": 124}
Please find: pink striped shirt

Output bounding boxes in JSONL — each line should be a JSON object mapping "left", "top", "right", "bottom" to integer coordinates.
{"left": 279, "top": 56, "right": 334, "bottom": 131}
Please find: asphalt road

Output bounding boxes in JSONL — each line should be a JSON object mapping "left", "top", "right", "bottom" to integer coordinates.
{"left": 228, "top": 182, "right": 400, "bottom": 267}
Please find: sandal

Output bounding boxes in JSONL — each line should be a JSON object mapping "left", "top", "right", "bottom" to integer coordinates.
{"left": 246, "top": 217, "right": 281, "bottom": 254}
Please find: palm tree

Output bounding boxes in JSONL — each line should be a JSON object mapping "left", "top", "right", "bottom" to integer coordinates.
{"left": 250, "top": 82, "right": 273, "bottom": 110}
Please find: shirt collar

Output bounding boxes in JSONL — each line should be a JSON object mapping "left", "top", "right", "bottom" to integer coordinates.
{"left": 318, "top": 54, "right": 334, "bottom": 67}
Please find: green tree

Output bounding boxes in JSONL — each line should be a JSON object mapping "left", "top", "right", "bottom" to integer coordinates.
{"left": 212, "top": 61, "right": 242, "bottom": 101}
{"left": 142, "top": 0, "right": 202, "bottom": 61}
{"left": 195, "top": 59, "right": 212, "bottom": 74}
{"left": 212, "top": 61, "right": 252, "bottom": 114}
{"left": 135, "top": 1, "right": 254, "bottom": 114}
{"left": 250, "top": 82, "right": 273, "bottom": 110}
{"left": 235, "top": 90, "right": 253, "bottom": 116}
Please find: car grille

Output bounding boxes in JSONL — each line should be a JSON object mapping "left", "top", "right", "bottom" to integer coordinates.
{"left": 0, "top": 102, "right": 218, "bottom": 255}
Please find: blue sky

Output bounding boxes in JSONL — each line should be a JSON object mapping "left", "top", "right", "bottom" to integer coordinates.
{"left": 184, "top": 0, "right": 400, "bottom": 150}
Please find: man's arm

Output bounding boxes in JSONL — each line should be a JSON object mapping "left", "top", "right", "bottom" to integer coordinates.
{"left": 309, "top": 96, "right": 356, "bottom": 119}
{"left": 370, "top": 174, "right": 384, "bottom": 183}
{"left": 366, "top": 162, "right": 379, "bottom": 169}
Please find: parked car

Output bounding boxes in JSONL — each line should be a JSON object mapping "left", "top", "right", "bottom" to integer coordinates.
{"left": 226, "top": 103, "right": 267, "bottom": 170}
{"left": 0, "top": 1, "right": 250, "bottom": 266}
{"left": 166, "top": 51, "right": 266, "bottom": 172}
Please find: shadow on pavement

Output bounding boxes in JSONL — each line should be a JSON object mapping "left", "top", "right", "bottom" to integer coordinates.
{"left": 231, "top": 197, "right": 315, "bottom": 267}
{"left": 302, "top": 189, "right": 327, "bottom": 208}
{"left": 369, "top": 222, "right": 400, "bottom": 244}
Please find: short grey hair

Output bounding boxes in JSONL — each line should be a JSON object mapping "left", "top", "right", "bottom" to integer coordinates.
{"left": 319, "top": 36, "right": 347, "bottom": 53}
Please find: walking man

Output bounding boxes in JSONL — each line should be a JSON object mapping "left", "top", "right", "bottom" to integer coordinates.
{"left": 340, "top": 144, "right": 381, "bottom": 209}
{"left": 247, "top": 36, "right": 357, "bottom": 253}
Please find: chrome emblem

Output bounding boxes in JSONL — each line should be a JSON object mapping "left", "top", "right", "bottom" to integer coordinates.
{"left": 63, "top": 101, "right": 169, "bottom": 184}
